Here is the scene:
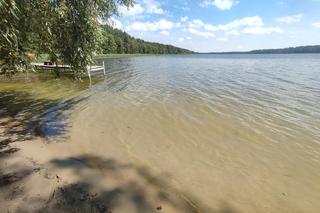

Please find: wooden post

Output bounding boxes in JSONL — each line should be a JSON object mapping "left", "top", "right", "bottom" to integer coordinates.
{"left": 103, "top": 61, "right": 106, "bottom": 75}
{"left": 87, "top": 67, "right": 91, "bottom": 81}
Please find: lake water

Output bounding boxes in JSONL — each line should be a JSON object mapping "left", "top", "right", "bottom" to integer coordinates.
{"left": 1, "top": 54, "right": 320, "bottom": 212}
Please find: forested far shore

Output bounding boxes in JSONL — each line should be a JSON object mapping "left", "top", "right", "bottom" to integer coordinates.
{"left": 249, "top": 45, "right": 320, "bottom": 54}
{"left": 207, "top": 45, "right": 320, "bottom": 54}
{"left": 100, "top": 25, "right": 193, "bottom": 54}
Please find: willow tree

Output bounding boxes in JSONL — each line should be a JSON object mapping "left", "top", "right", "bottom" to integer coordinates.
{"left": 0, "top": 0, "right": 133, "bottom": 77}
{"left": 0, "top": 0, "right": 61, "bottom": 75}
{"left": 50, "top": 0, "right": 133, "bottom": 78}
{"left": 0, "top": 0, "right": 23, "bottom": 75}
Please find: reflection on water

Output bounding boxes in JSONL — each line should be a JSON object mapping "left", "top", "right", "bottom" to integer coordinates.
{"left": 1, "top": 54, "right": 320, "bottom": 212}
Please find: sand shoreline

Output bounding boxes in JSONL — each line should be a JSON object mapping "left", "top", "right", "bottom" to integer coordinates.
{"left": 0, "top": 117, "right": 219, "bottom": 213}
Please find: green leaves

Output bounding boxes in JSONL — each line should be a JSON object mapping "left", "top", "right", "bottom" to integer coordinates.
{"left": 0, "top": 0, "right": 134, "bottom": 78}
{"left": 0, "top": 0, "right": 23, "bottom": 75}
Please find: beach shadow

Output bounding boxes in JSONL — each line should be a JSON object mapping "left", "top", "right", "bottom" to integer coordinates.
{"left": 36, "top": 155, "right": 239, "bottom": 213}
{"left": 0, "top": 169, "right": 38, "bottom": 188}
{"left": 0, "top": 139, "right": 12, "bottom": 150}
{"left": 0, "top": 147, "right": 20, "bottom": 159}
{"left": 0, "top": 138, "right": 22, "bottom": 162}
{"left": 0, "top": 90, "right": 87, "bottom": 143}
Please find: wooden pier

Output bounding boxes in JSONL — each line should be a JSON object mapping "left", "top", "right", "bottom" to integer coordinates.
{"left": 31, "top": 61, "right": 106, "bottom": 80}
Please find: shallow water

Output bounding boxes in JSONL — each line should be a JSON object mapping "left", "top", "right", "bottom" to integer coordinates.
{"left": 2, "top": 54, "right": 320, "bottom": 212}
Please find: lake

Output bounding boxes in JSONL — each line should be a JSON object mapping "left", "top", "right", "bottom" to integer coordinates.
{"left": 1, "top": 54, "right": 320, "bottom": 212}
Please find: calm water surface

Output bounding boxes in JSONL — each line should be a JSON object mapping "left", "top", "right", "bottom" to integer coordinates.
{"left": 2, "top": 54, "right": 320, "bottom": 212}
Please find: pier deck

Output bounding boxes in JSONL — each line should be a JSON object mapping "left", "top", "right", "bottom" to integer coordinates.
{"left": 31, "top": 62, "right": 106, "bottom": 79}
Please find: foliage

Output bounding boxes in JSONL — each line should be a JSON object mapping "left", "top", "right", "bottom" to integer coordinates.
{"left": 100, "top": 25, "right": 193, "bottom": 54}
{"left": 0, "top": 0, "right": 133, "bottom": 78}
{"left": 0, "top": 0, "right": 24, "bottom": 75}
{"left": 50, "top": 0, "right": 130, "bottom": 78}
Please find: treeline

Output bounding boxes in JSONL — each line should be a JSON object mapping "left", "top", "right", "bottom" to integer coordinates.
{"left": 208, "top": 45, "right": 320, "bottom": 54}
{"left": 248, "top": 45, "right": 320, "bottom": 54}
{"left": 100, "top": 25, "right": 192, "bottom": 54}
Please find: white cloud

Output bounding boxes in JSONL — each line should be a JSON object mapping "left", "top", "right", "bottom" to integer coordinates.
{"left": 276, "top": 14, "right": 303, "bottom": 24}
{"left": 187, "top": 16, "right": 282, "bottom": 36}
{"left": 178, "top": 37, "right": 185, "bottom": 42}
{"left": 160, "top": 30, "right": 170, "bottom": 36}
{"left": 118, "top": 4, "right": 145, "bottom": 18}
{"left": 217, "top": 37, "right": 228, "bottom": 41}
{"left": 216, "top": 16, "right": 264, "bottom": 31}
{"left": 188, "top": 28, "right": 215, "bottom": 38}
{"left": 177, "top": 36, "right": 191, "bottom": 42}
{"left": 119, "top": 0, "right": 164, "bottom": 18}
{"left": 226, "top": 30, "right": 240, "bottom": 35}
{"left": 107, "top": 17, "right": 123, "bottom": 29}
{"left": 312, "top": 22, "right": 320, "bottom": 28}
{"left": 243, "top": 27, "right": 283, "bottom": 34}
{"left": 188, "top": 19, "right": 205, "bottom": 28}
{"left": 189, "top": 16, "right": 264, "bottom": 32}
{"left": 181, "top": 16, "right": 189, "bottom": 22}
{"left": 201, "top": 0, "right": 239, "bottom": 10}
{"left": 143, "top": 0, "right": 164, "bottom": 14}
{"left": 126, "top": 19, "right": 177, "bottom": 31}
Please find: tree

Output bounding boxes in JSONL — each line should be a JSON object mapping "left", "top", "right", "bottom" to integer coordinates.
{"left": 102, "top": 34, "right": 117, "bottom": 54}
{"left": 0, "top": 0, "right": 134, "bottom": 77}
{"left": 0, "top": 0, "right": 60, "bottom": 75}
{"left": 0, "top": 0, "right": 23, "bottom": 75}
{"left": 46, "top": 0, "right": 134, "bottom": 78}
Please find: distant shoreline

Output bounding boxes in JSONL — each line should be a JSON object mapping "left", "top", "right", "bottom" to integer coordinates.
{"left": 95, "top": 52, "right": 320, "bottom": 58}
{"left": 36, "top": 45, "right": 320, "bottom": 64}
{"left": 94, "top": 53, "right": 194, "bottom": 59}
{"left": 96, "top": 45, "right": 320, "bottom": 56}
{"left": 202, "top": 45, "right": 320, "bottom": 54}
{"left": 201, "top": 52, "right": 320, "bottom": 55}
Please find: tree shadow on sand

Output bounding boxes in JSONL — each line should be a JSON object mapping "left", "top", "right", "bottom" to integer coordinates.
{"left": 29, "top": 155, "right": 239, "bottom": 213}
{"left": 0, "top": 89, "right": 88, "bottom": 196}
{"left": 0, "top": 90, "right": 87, "bottom": 146}
{"left": 0, "top": 88, "right": 91, "bottom": 212}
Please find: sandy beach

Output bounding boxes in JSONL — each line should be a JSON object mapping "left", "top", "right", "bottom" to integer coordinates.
{"left": 0, "top": 116, "right": 217, "bottom": 213}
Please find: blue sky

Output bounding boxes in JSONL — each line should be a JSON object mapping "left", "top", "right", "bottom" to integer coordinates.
{"left": 109, "top": 0, "right": 320, "bottom": 52}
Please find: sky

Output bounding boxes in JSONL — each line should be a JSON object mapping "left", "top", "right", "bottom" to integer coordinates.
{"left": 108, "top": 0, "right": 320, "bottom": 52}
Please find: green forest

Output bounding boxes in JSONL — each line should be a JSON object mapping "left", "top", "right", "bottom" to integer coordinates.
{"left": 248, "top": 45, "right": 320, "bottom": 54}
{"left": 100, "top": 25, "right": 192, "bottom": 54}
{"left": 209, "top": 45, "right": 320, "bottom": 54}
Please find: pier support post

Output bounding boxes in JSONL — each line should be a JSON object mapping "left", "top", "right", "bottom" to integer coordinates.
{"left": 103, "top": 61, "right": 106, "bottom": 75}
{"left": 87, "top": 67, "right": 91, "bottom": 81}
